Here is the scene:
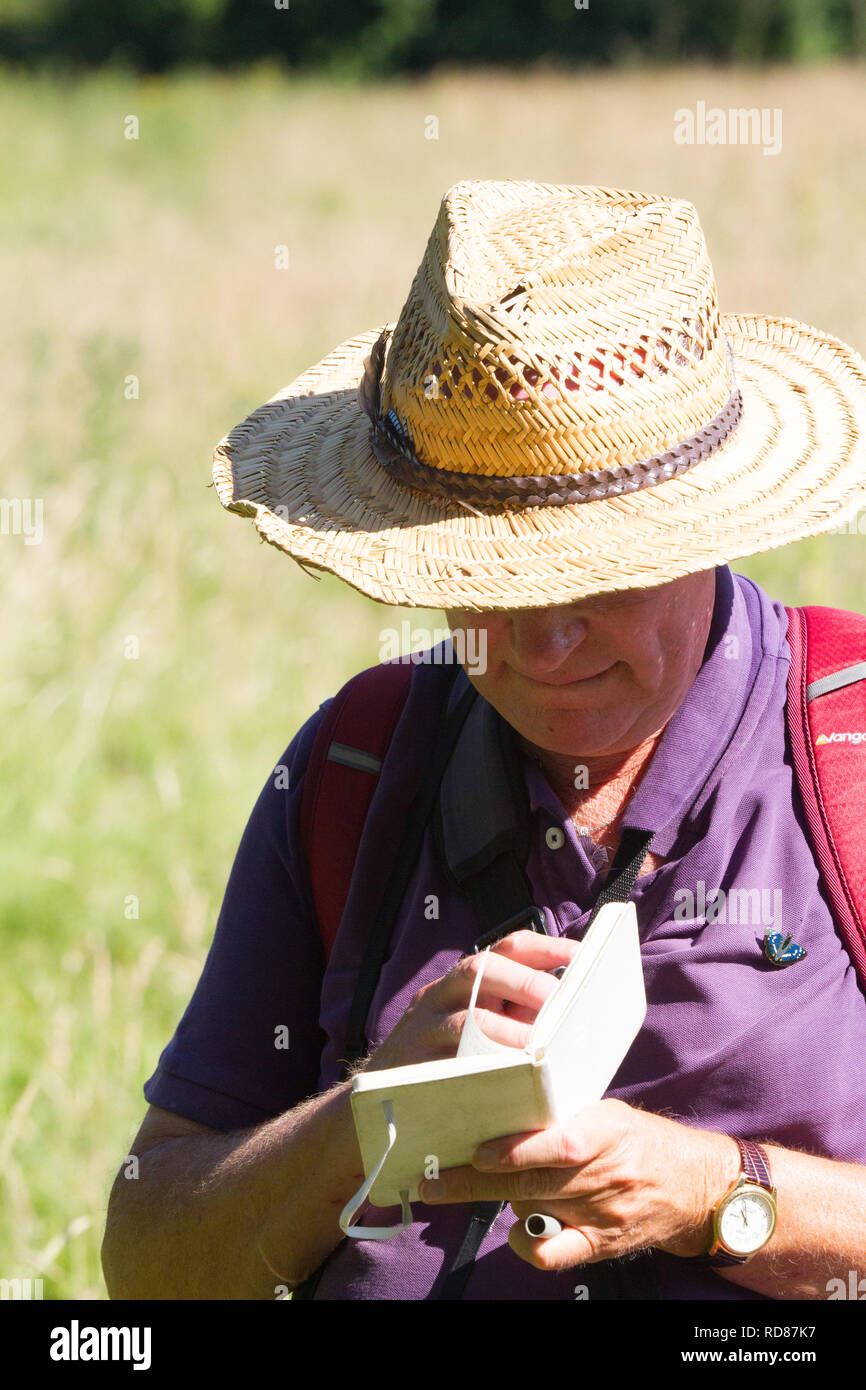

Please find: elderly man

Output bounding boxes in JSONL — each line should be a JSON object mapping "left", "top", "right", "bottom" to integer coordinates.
{"left": 102, "top": 182, "right": 866, "bottom": 1301}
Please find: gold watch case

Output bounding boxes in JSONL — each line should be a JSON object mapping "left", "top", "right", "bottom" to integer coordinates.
{"left": 709, "top": 1176, "right": 778, "bottom": 1260}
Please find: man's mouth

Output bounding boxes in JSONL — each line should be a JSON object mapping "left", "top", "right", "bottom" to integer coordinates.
{"left": 514, "top": 662, "right": 616, "bottom": 688}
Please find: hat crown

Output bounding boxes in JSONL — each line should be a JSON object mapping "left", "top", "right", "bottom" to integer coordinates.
{"left": 379, "top": 181, "right": 732, "bottom": 478}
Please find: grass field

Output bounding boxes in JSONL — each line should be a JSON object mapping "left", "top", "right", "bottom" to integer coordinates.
{"left": 2, "top": 60, "right": 865, "bottom": 1299}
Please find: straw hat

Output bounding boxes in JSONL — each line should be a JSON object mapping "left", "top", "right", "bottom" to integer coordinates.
{"left": 212, "top": 181, "right": 866, "bottom": 610}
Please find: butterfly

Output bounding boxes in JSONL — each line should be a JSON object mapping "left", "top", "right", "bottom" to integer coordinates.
{"left": 763, "top": 930, "right": 808, "bottom": 968}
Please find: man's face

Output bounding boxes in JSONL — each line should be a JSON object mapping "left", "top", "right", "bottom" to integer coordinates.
{"left": 445, "top": 569, "right": 717, "bottom": 759}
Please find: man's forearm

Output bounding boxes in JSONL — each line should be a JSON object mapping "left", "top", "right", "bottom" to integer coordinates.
{"left": 102, "top": 1081, "right": 362, "bottom": 1299}
{"left": 716, "top": 1143, "right": 866, "bottom": 1300}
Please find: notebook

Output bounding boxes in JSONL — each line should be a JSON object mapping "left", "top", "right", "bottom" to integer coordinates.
{"left": 340, "top": 900, "right": 646, "bottom": 1237}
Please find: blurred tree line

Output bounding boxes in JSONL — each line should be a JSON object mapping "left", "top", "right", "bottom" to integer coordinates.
{"left": 1, "top": 0, "right": 864, "bottom": 72}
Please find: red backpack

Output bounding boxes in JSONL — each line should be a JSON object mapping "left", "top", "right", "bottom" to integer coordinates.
{"left": 300, "top": 605, "right": 866, "bottom": 990}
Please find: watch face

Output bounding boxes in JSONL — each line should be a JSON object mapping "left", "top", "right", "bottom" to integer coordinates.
{"left": 719, "top": 1188, "right": 776, "bottom": 1255}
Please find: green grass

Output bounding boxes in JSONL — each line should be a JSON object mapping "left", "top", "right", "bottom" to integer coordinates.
{"left": 2, "top": 61, "right": 865, "bottom": 1298}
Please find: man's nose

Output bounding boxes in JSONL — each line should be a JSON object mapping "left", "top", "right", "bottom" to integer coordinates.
{"left": 505, "top": 607, "right": 589, "bottom": 675}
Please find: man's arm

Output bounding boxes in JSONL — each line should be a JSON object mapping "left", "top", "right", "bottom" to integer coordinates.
{"left": 417, "top": 1099, "right": 866, "bottom": 1300}
{"left": 102, "top": 1085, "right": 362, "bottom": 1300}
{"left": 102, "top": 932, "right": 578, "bottom": 1299}
{"left": 704, "top": 1140, "right": 866, "bottom": 1299}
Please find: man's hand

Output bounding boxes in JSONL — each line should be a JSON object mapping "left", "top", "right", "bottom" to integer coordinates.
{"left": 358, "top": 930, "right": 580, "bottom": 1073}
{"left": 418, "top": 1098, "right": 739, "bottom": 1269}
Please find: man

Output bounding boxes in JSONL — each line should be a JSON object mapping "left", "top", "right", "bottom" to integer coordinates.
{"left": 102, "top": 182, "right": 866, "bottom": 1300}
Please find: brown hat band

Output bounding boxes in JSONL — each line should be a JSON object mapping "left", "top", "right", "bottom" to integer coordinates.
{"left": 369, "top": 385, "right": 743, "bottom": 512}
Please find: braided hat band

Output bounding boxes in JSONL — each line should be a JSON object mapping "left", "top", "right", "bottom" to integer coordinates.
{"left": 371, "top": 185, "right": 735, "bottom": 485}
{"left": 366, "top": 334, "right": 744, "bottom": 512}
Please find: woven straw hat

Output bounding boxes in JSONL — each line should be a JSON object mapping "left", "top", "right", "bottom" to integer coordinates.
{"left": 212, "top": 181, "right": 866, "bottom": 610}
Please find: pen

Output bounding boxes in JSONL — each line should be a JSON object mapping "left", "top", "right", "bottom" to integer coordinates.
{"left": 525, "top": 1213, "right": 563, "bottom": 1238}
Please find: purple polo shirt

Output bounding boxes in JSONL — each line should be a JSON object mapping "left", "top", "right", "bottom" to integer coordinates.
{"left": 144, "top": 566, "right": 866, "bottom": 1299}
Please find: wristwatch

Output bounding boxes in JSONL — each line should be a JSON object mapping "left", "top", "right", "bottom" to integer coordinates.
{"left": 705, "top": 1137, "right": 777, "bottom": 1266}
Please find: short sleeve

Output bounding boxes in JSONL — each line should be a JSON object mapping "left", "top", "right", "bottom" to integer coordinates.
{"left": 142, "top": 701, "right": 331, "bottom": 1131}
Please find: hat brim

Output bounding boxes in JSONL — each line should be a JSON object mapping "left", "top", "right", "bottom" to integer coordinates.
{"left": 212, "top": 314, "right": 866, "bottom": 610}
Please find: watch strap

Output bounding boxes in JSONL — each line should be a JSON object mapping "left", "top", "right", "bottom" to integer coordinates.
{"left": 703, "top": 1249, "right": 749, "bottom": 1268}
{"left": 735, "top": 1137, "right": 773, "bottom": 1192}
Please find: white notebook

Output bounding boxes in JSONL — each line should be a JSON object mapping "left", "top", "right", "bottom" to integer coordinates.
{"left": 340, "top": 900, "right": 646, "bottom": 1236}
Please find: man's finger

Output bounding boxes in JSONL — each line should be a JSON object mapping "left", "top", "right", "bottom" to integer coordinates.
{"left": 418, "top": 1162, "right": 583, "bottom": 1205}
{"left": 472, "top": 1100, "right": 630, "bottom": 1171}
{"left": 507, "top": 1216, "right": 596, "bottom": 1271}
{"left": 461, "top": 1006, "right": 531, "bottom": 1050}
{"left": 437, "top": 950, "right": 564, "bottom": 1016}
{"left": 490, "top": 930, "right": 581, "bottom": 969}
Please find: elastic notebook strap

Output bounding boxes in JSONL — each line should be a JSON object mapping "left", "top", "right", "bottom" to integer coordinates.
{"left": 339, "top": 1101, "right": 413, "bottom": 1240}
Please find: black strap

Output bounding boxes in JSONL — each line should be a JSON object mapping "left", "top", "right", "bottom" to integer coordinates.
{"left": 434, "top": 702, "right": 547, "bottom": 948}
{"left": 438, "top": 1200, "right": 506, "bottom": 1300}
{"left": 451, "top": 846, "right": 549, "bottom": 958}
{"left": 592, "top": 825, "right": 656, "bottom": 912}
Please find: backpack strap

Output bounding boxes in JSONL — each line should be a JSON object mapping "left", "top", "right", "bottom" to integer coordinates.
{"left": 785, "top": 604, "right": 866, "bottom": 992}
{"left": 299, "top": 660, "right": 414, "bottom": 963}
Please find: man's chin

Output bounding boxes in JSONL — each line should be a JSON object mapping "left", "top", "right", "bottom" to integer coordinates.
{"left": 476, "top": 677, "right": 641, "bottom": 756}
{"left": 514, "top": 713, "right": 631, "bottom": 760}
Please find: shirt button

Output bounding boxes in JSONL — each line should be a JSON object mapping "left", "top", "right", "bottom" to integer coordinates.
{"left": 545, "top": 826, "right": 566, "bottom": 850}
